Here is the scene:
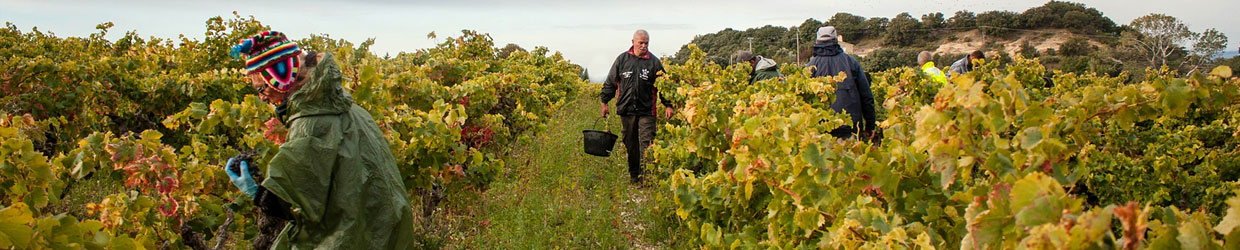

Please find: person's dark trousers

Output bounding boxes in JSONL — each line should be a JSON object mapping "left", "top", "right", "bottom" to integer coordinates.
{"left": 829, "top": 126, "right": 854, "bottom": 140}
{"left": 620, "top": 115, "right": 656, "bottom": 182}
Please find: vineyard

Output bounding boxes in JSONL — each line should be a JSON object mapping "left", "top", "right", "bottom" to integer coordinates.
{"left": 2, "top": 13, "right": 1240, "bottom": 250}
{"left": 1, "top": 14, "right": 584, "bottom": 249}
{"left": 650, "top": 45, "right": 1240, "bottom": 248}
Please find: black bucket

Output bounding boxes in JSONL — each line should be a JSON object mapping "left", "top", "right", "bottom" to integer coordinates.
{"left": 583, "top": 117, "right": 618, "bottom": 157}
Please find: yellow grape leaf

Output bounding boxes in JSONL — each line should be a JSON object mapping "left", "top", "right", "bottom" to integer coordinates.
{"left": 1211, "top": 66, "right": 1233, "bottom": 78}
{"left": 1179, "top": 213, "right": 1221, "bottom": 250}
{"left": 795, "top": 208, "right": 824, "bottom": 237}
{"left": 744, "top": 180, "right": 754, "bottom": 200}
{"left": 1216, "top": 195, "right": 1240, "bottom": 235}
{"left": 0, "top": 203, "right": 35, "bottom": 249}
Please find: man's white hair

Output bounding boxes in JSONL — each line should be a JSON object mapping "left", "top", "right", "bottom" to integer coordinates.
{"left": 633, "top": 29, "right": 649, "bottom": 38}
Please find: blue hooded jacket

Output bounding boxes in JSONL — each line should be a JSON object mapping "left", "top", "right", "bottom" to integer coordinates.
{"left": 806, "top": 42, "right": 877, "bottom": 134}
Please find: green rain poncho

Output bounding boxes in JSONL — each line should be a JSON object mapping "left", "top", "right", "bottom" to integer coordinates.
{"left": 261, "top": 52, "right": 415, "bottom": 249}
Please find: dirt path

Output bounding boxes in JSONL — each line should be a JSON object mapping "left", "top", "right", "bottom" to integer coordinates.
{"left": 427, "top": 86, "right": 675, "bottom": 249}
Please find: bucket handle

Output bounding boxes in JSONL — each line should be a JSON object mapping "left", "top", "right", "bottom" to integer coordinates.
{"left": 593, "top": 115, "right": 612, "bottom": 133}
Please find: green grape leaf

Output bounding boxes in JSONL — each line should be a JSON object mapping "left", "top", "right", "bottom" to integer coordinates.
{"left": 107, "top": 236, "right": 141, "bottom": 250}
{"left": 1019, "top": 127, "right": 1043, "bottom": 151}
{"left": 965, "top": 210, "right": 1008, "bottom": 248}
{"left": 1011, "top": 173, "right": 1061, "bottom": 210}
{"left": 1161, "top": 80, "right": 1192, "bottom": 117}
{"left": 1226, "top": 229, "right": 1240, "bottom": 250}
{"left": 702, "top": 222, "right": 723, "bottom": 246}
{"left": 1015, "top": 196, "right": 1062, "bottom": 227}
{"left": 803, "top": 143, "right": 827, "bottom": 170}
{"left": 1068, "top": 207, "right": 1113, "bottom": 247}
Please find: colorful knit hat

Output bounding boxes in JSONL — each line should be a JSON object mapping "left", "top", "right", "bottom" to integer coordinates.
{"left": 231, "top": 31, "right": 302, "bottom": 92}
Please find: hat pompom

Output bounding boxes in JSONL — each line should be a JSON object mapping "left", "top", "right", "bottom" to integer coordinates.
{"left": 230, "top": 39, "right": 254, "bottom": 59}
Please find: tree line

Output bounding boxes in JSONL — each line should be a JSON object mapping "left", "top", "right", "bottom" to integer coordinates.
{"left": 670, "top": 1, "right": 1232, "bottom": 78}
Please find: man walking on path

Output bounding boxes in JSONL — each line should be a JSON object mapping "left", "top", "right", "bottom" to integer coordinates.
{"left": 736, "top": 50, "right": 783, "bottom": 84}
{"left": 918, "top": 51, "right": 948, "bottom": 86}
{"left": 601, "top": 29, "right": 671, "bottom": 184}
{"left": 949, "top": 50, "right": 985, "bottom": 76}
{"left": 807, "top": 26, "right": 878, "bottom": 141}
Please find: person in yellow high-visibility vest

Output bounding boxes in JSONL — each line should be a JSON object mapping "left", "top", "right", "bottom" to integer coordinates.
{"left": 918, "top": 51, "right": 948, "bottom": 86}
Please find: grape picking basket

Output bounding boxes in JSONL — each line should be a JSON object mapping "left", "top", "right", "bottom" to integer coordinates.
{"left": 582, "top": 117, "right": 618, "bottom": 157}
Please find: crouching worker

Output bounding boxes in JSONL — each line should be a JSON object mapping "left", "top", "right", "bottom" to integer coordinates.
{"left": 224, "top": 30, "right": 415, "bottom": 249}
{"left": 736, "top": 50, "right": 783, "bottom": 84}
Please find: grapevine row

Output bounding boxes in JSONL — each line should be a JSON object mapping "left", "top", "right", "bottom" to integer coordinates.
{"left": 652, "top": 44, "right": 1240, "bottom": 248}
{"left": 0, "top": 15, "right": 583, "bottom": 248}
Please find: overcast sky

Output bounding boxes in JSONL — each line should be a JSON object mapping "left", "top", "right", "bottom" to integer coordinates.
{"left": 3, "top": 0, "right": 1237, "bottom": 82}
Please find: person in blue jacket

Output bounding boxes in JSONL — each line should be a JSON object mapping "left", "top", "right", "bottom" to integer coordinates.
{"left": 806, "top": 26, "right": 879, "bottom": 141}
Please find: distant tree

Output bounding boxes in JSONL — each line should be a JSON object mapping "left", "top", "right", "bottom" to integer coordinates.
{"left": 1059, "top": 37, "right": 1093, "bottom": 57}
{"left": 1019, "top": 40, "right": 1039, "bottom": 58}
{"left": 1122, "top": 13, "right": 1195, "bottom": 68}
{"left": 499, "top": 43, "right": 526, "bottom": 58}
{"left": 795, "top": 18, "right": 824, "bottom": 44}
{"left": 976, "top": 11, "right": 1019, "bottom": 36}
{"left": 859, "top": 48, "right": 920, "bottom": 72}
{"left": 1019, "top": 2, "right": 1054, "bottom": 28}
{"left": 1019, "top": 1, "right": 1118, "bottom": 34}
{"left": 749, "top": 25, "right": 788, "bottom": 55}
{"left": 859, "top": 17, "right": 889, "bottom": 43}
{"left": 921, "top": 12, "right": 946, "bottom": 30}
{"left": 947, "top": 11, "right": 976, "bottom": 29}
{"left": 671, "top": 25, "right": 803, "bottom": 65}
{"left": 1187, "top": 28, "right": 1229, "bottom": 73}
{"left": 885, "top": 13, "right": 923, "bottom": 46}
{"left": 1059, "top": 56, "right": 1092, "bottom": 74}
{"left": 790, "top": 19, "right": 825, "bottom": 63}
{"left": 828, "top": 13, "right": 868, "bottom": 41}
{"left": 1061, "top": 11, "right": 1092, "bottom": 30}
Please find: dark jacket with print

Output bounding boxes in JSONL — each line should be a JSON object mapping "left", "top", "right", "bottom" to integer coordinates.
{"left": 602, "top": 48, "right": 668, "bottom": 116}
{"left": 807, "top": 42, "right": 877, "bottom": 133}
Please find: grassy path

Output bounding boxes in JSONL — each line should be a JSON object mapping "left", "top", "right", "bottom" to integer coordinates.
{"left": 423, "top": 85, "right": 684, "bottom": 249}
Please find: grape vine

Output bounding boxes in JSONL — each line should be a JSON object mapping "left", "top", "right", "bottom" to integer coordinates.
{"left": 652, "top": 45, "right": 1240, "bottom": 248}
{"left": 1, "top": 14, "right": 583, "bottom": 248}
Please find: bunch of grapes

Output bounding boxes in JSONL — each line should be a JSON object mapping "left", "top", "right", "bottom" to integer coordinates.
{"left": 225, "top": 150, "right": 284, "bottom": 250}
{"left": 225, "top": 150, "right": 265, "bottom": 182}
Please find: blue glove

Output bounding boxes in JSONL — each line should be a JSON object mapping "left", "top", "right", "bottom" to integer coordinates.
{"left": 225, "top": 157, "right": 260, "bottom": 199}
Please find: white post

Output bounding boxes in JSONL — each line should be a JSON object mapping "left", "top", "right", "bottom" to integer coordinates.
{"left": 795, "top": 26, "right": 801, "bottom": 62}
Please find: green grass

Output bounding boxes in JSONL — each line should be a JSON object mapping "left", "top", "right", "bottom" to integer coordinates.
{"left": 420, "top": 85, "right": 689, "bottom": 249}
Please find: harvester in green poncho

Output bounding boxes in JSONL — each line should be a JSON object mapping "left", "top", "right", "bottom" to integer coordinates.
{"left": 225, "top": 30, "right": 415, "bottom": 250}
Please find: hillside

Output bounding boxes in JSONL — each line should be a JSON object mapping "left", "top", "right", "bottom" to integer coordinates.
{"left": 841, "top": 28, "right": 1106, "bottom": 57}
{"left": 667, "top": 0, "right": 1234, "bottom": 76}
